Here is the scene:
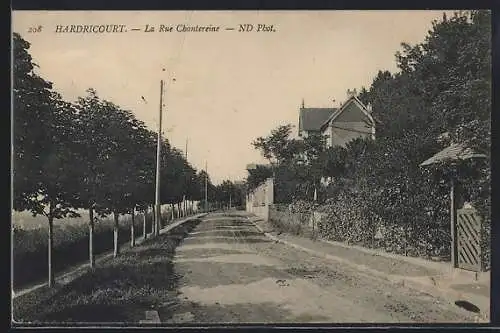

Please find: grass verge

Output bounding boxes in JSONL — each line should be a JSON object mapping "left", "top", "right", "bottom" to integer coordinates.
{"left": 12, "top": 218, "right": 202, "bottom": 324}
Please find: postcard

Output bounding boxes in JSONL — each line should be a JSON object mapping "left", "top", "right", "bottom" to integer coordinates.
{"left": 11, "top": 10, "right": 491, "bottom": 326}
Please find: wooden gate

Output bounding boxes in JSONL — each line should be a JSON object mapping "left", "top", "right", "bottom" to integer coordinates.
{"left": 456, "top": 208, "right": 483, "bottom": 272}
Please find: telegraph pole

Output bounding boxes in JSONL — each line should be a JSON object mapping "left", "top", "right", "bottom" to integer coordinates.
{"left": 183, "top": 138, "right": 188, "bottom": 217}
{"left": 155, "top": 79, "right": 164, "bottom": 236}
{"left": 205, "top": 160, "right": 208, "bottom": 212}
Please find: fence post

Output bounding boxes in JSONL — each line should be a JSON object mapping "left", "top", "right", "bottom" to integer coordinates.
{"left": 143, "top": 210, "right": 147, "bottom": 240}
{"left": 266, "top": 178, "right": 274, "bottom": 222}
{"left": 450, "top": 178, "right": 457, "bottom": 268}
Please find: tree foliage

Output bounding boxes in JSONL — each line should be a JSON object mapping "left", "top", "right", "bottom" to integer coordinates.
{"left": 12, "top": 32, "right": 210, "bottom": 284}
{"left": 249, "top": 10, "right": 491, "bottom": 263}
{"left": 13, "top": 32, "right": 56, "bottom": 212}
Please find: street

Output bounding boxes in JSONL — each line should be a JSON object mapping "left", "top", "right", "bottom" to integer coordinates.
{"left": 162, "top": 212, "right": 475, "bottom": 323}
{"left": 12, "top": 10, "right": 492, "bottom": 328}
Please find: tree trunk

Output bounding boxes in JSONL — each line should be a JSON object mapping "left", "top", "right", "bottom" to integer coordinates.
{"left": 155, "top": 204, "right": 160, "bottom": 236}
{"left": 113, "top": 211, "right": 119, "bottom": 257}
{"left": 171, "top": 204, "right": 175, "bottom": 220}
{"left": 156, "top": 204, "right": 160, "bottom": 235}
{"left": 130, "top": 208, "right": 135, "bottom": 247}
{"left": 157, "top": 205, "right": 162, "bottom": 233}
{"left": 143, "top": 209, "right": 147, "bottom": 240}
{"left": 152, "top": 205, "right": 156, "bottom": 236}
{"left": 47, "top": 209, "right": 54, "bottom": 288}
{"left": 177, "top": 197, "right": 184, "bottom": 217}
{"left": 178, "top": 203, "right": 182, "bottom": 218}
{"left": 89, "top": 207, "right": 95, "bottom": 268}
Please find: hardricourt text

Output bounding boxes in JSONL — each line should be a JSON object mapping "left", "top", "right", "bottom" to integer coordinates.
{"left": 55, "top": 25, "right": 127, "bottom": 33}
{"left": 54, "top": 24, "right": 222, "bottom": 33}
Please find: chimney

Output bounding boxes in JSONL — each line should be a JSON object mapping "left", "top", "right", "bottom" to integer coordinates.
{"left": 346, "top": 88, "right": 357, "bottom": 99}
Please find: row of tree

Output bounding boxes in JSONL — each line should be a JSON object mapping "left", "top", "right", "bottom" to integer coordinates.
{"left": 213, "top": 180, "right": 245, "bottom": 209}
{"left": 247, "top": 10, "right": 490, "bottom": 260}
{"left": 13, "top": 32, "right": 242, "bottom": 288}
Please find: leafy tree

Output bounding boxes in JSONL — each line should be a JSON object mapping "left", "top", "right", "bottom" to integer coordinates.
{"left": 74, "top": 89, "right": 123, "bottom": 264}
{"left": 15, "top": 91, "right": 81, "bottom": 287}
{"left": 120, "top": 111, "right": 156, "bottom": 246}
{"left": 250, "top": 10, "right": 491, "bottom": 263}
{"left": 251, "top": 126, "right": 327, "bottom": 202}
{"left": 246, "top": 164, "right": 273, "bottom": 191}
{"left": 322, "top": 145, "right": 348, "bottom": 179}
{"left": 378, "top": 10, "right": 490, "bottom": 216}
{"left": 197, "top": 169, "right": 215, "bottom": 211}
{"left": 300, "top": 132, "right": 327, "bottom": 200}
{"left": 13, "top": 33, "right": 88, "bottom": 286}
{"left": 13, "top": 32, "right": 54, "bottom": 211}
{"left": 252, "top": 124, "right": 302, "bottom": 167}
{"left": 187, "top": 168, "right": 203, "bottom": 203}
{"left": 336, "top": 10, "right": 491, "bottom": 259}
{"left": 96, "top": 101, "right": 145, "bottom": 257}
{"left": 232, "top": 182, "right": 246, "bottom": 208}
{"left": 129, "top": 126, "right": 156, "bottom": 240}
{"left": 183, "top": 163, "right": 199, "bottom": 214}
{"left": 215, "top": 180, "right": 242, "bottom": 209}
{"left": 160, "top": 144, "right": 185, "bottom": 205}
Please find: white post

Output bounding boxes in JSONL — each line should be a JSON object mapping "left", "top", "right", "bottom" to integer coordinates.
{"left": 450, "top": 178, "right": 457, "bottom": 268}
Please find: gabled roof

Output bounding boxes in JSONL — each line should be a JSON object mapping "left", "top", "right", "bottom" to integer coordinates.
{"left": 320, "top": 95, "right": 375, "bottom": 131}
{"left": 298, "top": 108, "right": 337, "bottom": 133}
{"left": 420, "top": 143, "right": 487, "bottom": 167}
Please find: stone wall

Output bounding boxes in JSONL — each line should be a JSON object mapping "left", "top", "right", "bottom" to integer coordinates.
{"left": 246, "top": 178, "right": 274, "bottom": 221}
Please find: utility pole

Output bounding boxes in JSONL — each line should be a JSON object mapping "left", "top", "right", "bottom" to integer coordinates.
{"left": 183, "top": 138, "right": 188, "bottom": 217}
{"left": 155, "top": 79, "right": 164, "bottom": 237}
{"left": 205, "top": 160, "right": 208, "bottom": 212}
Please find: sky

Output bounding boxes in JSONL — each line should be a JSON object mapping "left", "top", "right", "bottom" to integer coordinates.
{"left": 12, "top": 10, "right": 452, "bottom": 184}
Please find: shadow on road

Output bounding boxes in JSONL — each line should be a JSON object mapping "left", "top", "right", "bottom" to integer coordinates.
{"left": 163, "top": 300, "right": 330, "bottom": 324}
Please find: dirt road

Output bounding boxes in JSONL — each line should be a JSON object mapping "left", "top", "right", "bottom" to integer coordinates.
{"left": 163, "top": 212, "right": 476, "bottom": 324}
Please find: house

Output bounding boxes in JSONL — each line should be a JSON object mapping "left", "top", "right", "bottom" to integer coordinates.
{"left": 298, "top": 90, "right": 376, "bottom": 188}
{"left": 298, "top": 90, "right": 375, "bottom": 148}
{"left": 298, "top": 101, "right": 337, "bottom": 138}
{"left": 320, "top": 90, "right": 375, "bottom": 148}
